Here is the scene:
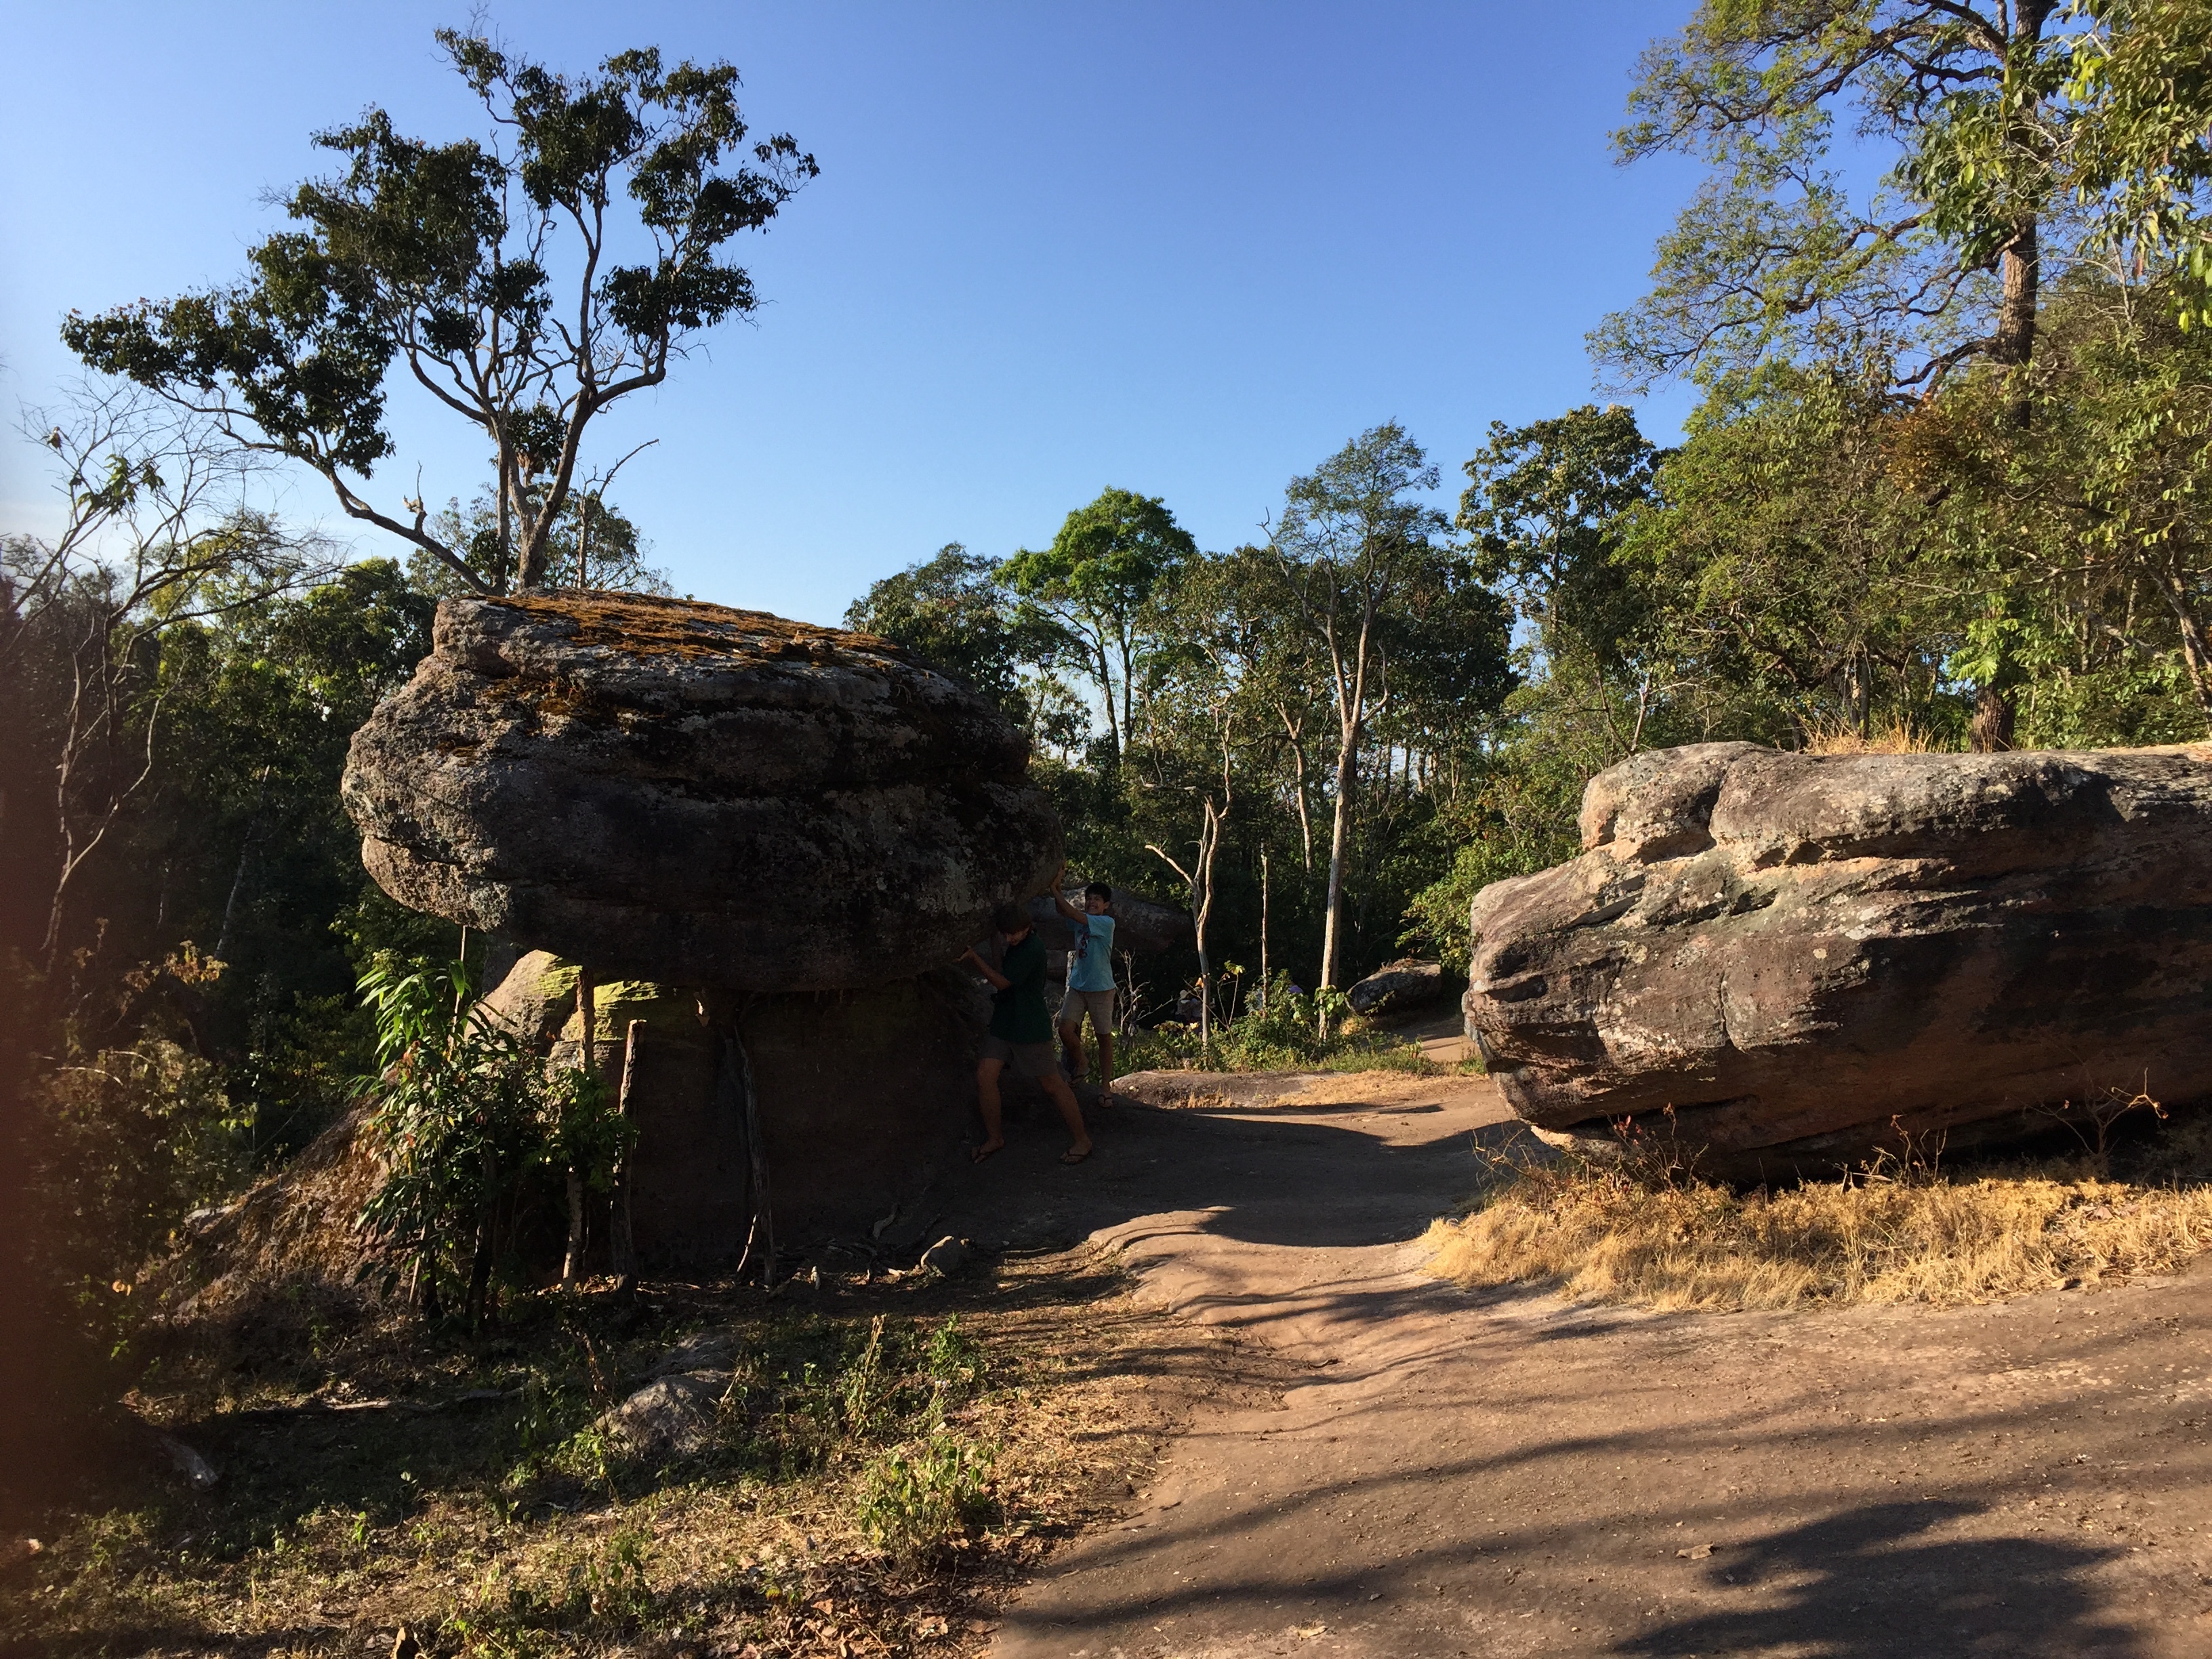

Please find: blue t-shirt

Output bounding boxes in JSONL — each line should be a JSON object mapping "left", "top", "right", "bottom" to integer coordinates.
{"left": 1068, "top": 912, "right": 1117, "bottom": 991}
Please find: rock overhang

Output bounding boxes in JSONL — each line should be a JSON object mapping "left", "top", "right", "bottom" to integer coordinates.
{"left": 342, "top": 591, "right": 1063, "bottom": 989}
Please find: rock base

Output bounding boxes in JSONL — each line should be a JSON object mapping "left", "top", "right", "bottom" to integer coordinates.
{"left": 531, "top": 956, "right": 989, "bottom": 1263}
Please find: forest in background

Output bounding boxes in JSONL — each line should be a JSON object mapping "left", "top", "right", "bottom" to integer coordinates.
{"left": 5, "top": 1, "right": 2212, "bottom": 1348}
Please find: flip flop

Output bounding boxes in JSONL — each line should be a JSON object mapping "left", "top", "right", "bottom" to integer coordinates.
{"left": 971, "top": 1143, "right": 1003, "bottom": 1164}
{"left": 1060, "top": 1147, "right": 1092, "bottom": 1165}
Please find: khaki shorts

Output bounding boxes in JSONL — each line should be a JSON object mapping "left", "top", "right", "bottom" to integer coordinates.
{"left": 981, "top": 1033, "right": 1059, "bottom": 1078}
{"left": 1059, "top": 987, "right": 1115, "bottom": 1035}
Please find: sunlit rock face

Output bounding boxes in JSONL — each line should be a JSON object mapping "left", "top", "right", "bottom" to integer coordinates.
{"left": 342, "top": 592, "right": 1062, "bottom": 990}
{"left": 1464, "top": 741, "right": 2212, "bottom": 1180}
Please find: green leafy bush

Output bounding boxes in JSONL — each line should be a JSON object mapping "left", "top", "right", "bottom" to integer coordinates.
{"left": 855, "top": 1436, "right": 998, "bottom": 1564}
{"left": 1120, "top": 974, "right": 1429, "bottom": 1074}
{"left": 354, "top": 956, "right": 627, "bottom": 1329}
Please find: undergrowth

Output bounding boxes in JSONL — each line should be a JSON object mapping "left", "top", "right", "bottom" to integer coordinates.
{"left": 1429, "top": 1107, "right": 2212, "bottom": 1311}
{"left": 3, "top": 1258, "right": 1202, "bottom": 1658}
{"left": 1118, "top": 975, "right": 1434, "bottom": 1075}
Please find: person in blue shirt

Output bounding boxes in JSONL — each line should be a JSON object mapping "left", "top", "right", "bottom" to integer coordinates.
{"left": 1052, "top": 861, "right": 1119, "bottom": 1099}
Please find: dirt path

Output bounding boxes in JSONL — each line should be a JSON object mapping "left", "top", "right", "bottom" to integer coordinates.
{"left": 908, "top": 1072, "right": 2212, "bottom": 1658}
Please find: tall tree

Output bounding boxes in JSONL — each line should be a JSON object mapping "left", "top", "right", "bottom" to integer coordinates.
{"left": 1617, "top": 370, "right": 1949, "bottom": 740}
{"left": 845, "top": 545, "right": 1027, "bottom": 709}
{"left": 64, "top": 29, "right": 814, "bottom": 592}
{"left": 1460, "top": 403, "right": 1664, "bottom": 680}
{"left": 1264, "top": 424, "right": 1453, "bottom": 1004}
{"left": 1002, "top": 489, "right": 1195, "bottom": 766}
{"left": 1597, "top": 1, "right": 2071, "bottom": 394}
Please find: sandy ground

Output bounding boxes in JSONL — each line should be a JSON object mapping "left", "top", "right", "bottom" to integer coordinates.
{"left": 903, "top": 1071, "right": 2212, "bottom": 1659}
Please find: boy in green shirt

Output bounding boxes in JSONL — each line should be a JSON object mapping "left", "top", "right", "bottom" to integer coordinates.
{"left": 958, "top": 901, "right": 1092, "bottom": 1165}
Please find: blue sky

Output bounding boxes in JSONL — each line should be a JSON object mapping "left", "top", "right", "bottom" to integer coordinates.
{"left": 0, "top": 1, "right": 1708, "bottom": 627}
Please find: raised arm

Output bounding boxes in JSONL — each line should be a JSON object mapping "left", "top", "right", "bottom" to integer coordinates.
{"left": 1049, "top": 858, "right": 1084, "bottom": 923}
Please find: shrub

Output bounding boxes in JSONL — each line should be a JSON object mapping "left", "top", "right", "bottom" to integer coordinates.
{"left": 354, "top": 956, "right": 626, "bottom": 1330}
{"left": 1122, "top": 973, "right": 1429, "bottom": 1074}
{"left": 855, "top": 1436, "right": 998, "bottom": 1565}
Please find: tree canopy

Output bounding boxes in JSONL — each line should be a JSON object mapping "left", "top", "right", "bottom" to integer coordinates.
{"left": 64, "top": 30, "right": 815, "bottom": 592}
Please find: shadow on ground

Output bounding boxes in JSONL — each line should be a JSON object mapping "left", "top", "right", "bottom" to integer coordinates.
{"left": 890, "top": 1084, "right": 1523, "bottom": 1256}
{"left": 1618, "top": 1500, "right": 2135, "bottom": 1658}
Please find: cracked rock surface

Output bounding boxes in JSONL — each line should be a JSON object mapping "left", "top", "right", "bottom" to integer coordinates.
{"left": 1464, "top": 741, "right": 2212, "bottom": 1177}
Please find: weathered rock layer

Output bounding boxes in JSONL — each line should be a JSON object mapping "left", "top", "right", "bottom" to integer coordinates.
{"left": 342, "top": 592, "right": 1061, "bottom": 989}
{"left": 1465, "top": 741, "right": 2212, "bottom": 1179}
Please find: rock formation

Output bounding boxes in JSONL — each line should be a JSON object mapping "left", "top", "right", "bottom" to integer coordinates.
{"left": 342, "top": 592, "right": 1062, "bottom": 989}
{"left": 343, "top": 593, "right": 1068, "bottom": 1259}
{"left": 535, "top": 958, "right": 988, "bottom": 1261}
{"left": 1464, "top": 742, "right": 2212, "bottom": 1179}
{"left": 1347, "top": 958, "right": 1446, "bottom": 1017}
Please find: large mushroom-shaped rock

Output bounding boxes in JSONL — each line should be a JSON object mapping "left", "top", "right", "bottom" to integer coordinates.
{"left": 342, "top": 594, "right": 1061, "bottom": 989}
{"left": 1465, "top": 741, "right": 2212, "bottom": 1180}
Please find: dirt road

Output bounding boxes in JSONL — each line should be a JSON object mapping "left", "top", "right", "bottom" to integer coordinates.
{"left": 905, "top": 1071, "right": 2212, "bottom": 1658}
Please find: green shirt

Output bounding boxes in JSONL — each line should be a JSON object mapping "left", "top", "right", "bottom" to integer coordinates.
{"left": 988, "top": 930, "right": 1054, "bottom": 1044}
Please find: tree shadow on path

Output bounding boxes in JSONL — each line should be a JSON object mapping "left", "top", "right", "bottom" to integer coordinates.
{"left": 1616, "top": 1500, "right": 2136, "bottom": 1659}
{"left": 902, "top": 1092, "right": 1525, "bottom": 1254}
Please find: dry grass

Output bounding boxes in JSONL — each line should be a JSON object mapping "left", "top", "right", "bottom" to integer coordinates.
{"left": 1801, "top": 714, "right": 1940, "bottom": 754}
{"left": 1427, "top": 1115, "right": 2212, "bottom": 1312}
{"left": 3, "top": 1252, "right": 1269, "bottom": 1658}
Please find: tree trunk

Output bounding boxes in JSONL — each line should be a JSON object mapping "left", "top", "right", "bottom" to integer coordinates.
{"left": 212, "top": 765, "right": 273, "bottom": 964}
{"left": 1278, "top": 708, "right": 1314, "bottom": 869}
{"left": 467, "top": 1157, "right": 497, "bottom": 1334}
{"left": 1094, "top": 636, "right": 1122, "bottom": 767}
{"left": 1318, "top": 721, "right": 1358, "bottom": 1023}
{"left": 612, "top": 1019, "right": 643, "bottom": 1294}
{"left": 2163, "top": 567, "right": 2212, "bottom": 736}
{"left": 729, "top": 1010, "right": 774, "bottom": 1288}
{"left": 1258, "top": 849, "right": 1270, "bottom": 1006}
{"left": 495, "top": 436, "right": 515, "bottom": 593}
{"left": 1843, "top": 649, "right": 1870, "bottom": 739}
{"left": 1119, "top": 634, "right": 1136, "bottom": 768}
{"left": 1969, "top": 682, "right": 2015, "bottom": 752}
{"left": 1996, "top": 220, "right": 2039, "bottom": 373}
{"left": 1993, "top": 1, "right": 2051, "bottom": 416}
{"left": 1193, "top": 799, "right": 1223, "bottom": 1065}
{"left": 561, "top": 1169, "right": 586, "bottom": 1286}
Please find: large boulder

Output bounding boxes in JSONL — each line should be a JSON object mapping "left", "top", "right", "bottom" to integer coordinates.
{"left": 1025, "top": 886, "right": 1192, "bottom": 958}
{"left": 342, "top": 593, "right": 1061, "bottom": 990}
{"left": 1465, "top": 741, "right": 2212, "bottom": 1180}
{"left": 1347, "top": 958, "right": 1446, "bottom": 1017}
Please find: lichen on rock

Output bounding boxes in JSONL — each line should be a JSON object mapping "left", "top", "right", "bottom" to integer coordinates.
{"left": 342, "top": 592, "right": 1062, "bottom": 989}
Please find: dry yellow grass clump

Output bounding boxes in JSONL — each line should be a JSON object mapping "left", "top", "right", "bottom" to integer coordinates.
{"left": 1800, "top": 714, "right": 1938, "bottom": 754}
{"left": 1428, "top": 1122, "right": 2212, "bottom": 1311}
